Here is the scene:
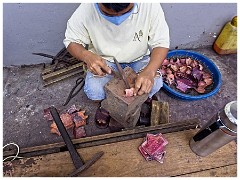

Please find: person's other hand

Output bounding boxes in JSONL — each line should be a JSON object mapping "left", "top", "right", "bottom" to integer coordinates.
{"left": 85, "top": 54, "right": 111, "bottom": 76}
{"left": 133, "top": 70, "right": 155, "bottom": 96}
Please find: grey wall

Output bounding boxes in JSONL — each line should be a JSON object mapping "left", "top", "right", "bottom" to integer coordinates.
{"left": 3, "top": 3, "right": 80, "bottom": 66}
{"left": 162, "top": 3, "right": 237, "bottom": 49}
{"left": 3, "top": 3, "right": 237, "bottom": 66}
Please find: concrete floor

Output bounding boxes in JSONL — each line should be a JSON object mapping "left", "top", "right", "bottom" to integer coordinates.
{"left": 3, "top": 47, "right": 237, "bottom": 149}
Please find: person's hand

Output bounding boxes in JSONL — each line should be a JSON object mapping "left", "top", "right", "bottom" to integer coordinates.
{"left": 133, "top": 70, "right": 155, "bottom": 96}
{"left": 85, "top": 53, "right": 111, "bottom": 76}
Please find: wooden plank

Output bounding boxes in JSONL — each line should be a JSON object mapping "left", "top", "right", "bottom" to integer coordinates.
{"left": 3, "top": 129, "right": 237, "bottom": 177}
{"left": 3, "top": 119, "right": 199, "bottom": 158}
{"left": 179, "top": 164, "right": 237, "bottom": 177}
{"left": 151, "top": 100, "right": 169, "bottom": 125}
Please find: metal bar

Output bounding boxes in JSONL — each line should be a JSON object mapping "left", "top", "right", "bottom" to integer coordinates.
{"left": 43, "top": 71, "right": 83, "bottom": 87}
{"left": 33, "top": 52, "right": 72, "bottom": 64}
{"left": 32, "top": 53, "right": 55, "bottom": 59}
{"left": 58, "top": 49, "right": 69, "bottom": 59}
{"left": 42, "top": 63, "right": 84, "bottom": 81}
{"left": 49, "top": 107, "right": 84, "bottom": 169}
{"left": 113, "top": 58, "right": 131, "bottom": 89}
{"left": 55, "top": 47, "right": 67, "bottom": 58}
{"left": 62, "top": 78, "right": 85, "bottom": 106}
{"left": 41, "top": 58, "right": 81, "bottom": 75}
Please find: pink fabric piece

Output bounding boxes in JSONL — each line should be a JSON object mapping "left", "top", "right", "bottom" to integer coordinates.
{"left": 138, "top": 133, "right": 168, "bottom": 163}
{"left": 138, "top": 144, "right": 153, "bottom": 161}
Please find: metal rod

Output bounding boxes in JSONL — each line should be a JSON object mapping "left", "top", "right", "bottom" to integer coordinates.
{"left": 49, "top": 106, "right": 84, "bottom": 169}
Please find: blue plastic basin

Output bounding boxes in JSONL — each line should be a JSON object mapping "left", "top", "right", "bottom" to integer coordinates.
{"left": 162, "top": 50, "right": 222, "bottom": 100}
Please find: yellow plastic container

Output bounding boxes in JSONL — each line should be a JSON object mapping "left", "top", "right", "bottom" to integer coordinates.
{"left": 213, "top": 16, "right": 237, "bottom": 54}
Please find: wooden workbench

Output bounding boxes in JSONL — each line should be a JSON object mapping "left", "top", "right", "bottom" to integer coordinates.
{"left": 3, "top": 129, "right": 237, "bottom": 177}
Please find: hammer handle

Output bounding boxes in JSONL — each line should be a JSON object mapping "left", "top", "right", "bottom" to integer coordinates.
{"left": 50, "top": 106, "right": 84, "bottom": 169}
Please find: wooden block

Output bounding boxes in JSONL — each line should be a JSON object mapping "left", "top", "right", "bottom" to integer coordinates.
{"left": 102, "top": 66, "right": 148, "bottom": 128}
{"left": 3, "top": 129, "right": 237, "bottom": 177}
{"left": 151, "top": 100, "right": 169, "bottom": 126}
{"left": 108, "top": 118, "right": 124, "bottom": 132}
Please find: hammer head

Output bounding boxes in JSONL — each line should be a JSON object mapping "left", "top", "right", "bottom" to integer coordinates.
{"left": 69, "top": 151, "right": 104, "bottom": 177}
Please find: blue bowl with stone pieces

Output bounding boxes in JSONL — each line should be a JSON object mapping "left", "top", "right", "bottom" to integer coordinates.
{"left": 162, "top": 50, "right": 222, "bottom": 100}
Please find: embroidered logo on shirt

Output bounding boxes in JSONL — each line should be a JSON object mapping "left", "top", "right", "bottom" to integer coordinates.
{"left": 133, "top": 30, "right": 143, "bottom": 42}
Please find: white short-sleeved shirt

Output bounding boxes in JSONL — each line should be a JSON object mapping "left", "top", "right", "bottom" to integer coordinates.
{"left": 63, "top": 3, "right": 170, "bottom": 63}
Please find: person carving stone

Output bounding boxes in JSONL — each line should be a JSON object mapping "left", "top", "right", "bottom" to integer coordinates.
{"left": 64, "top": 3, "right": 170, "bottom": 128}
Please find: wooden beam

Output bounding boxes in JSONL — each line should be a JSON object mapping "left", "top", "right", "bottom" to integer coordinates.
{"left": 3, "top": 119, "right": 199, "bottom": 158}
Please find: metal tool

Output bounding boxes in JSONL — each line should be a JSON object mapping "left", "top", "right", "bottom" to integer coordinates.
{"left": 32, "top": 52, "right": 77, "bottom": 71}
{"left": 63, "top": 77, "right": 85, "bottom": 106}
{"left": 49, "top": 107, "right": 104, "bottom": 177}
{"left": 32, "top": 52, "right": 75, "bottom": 65}
{"left": 113, "top": 58, "right": 131, "bottom": 89}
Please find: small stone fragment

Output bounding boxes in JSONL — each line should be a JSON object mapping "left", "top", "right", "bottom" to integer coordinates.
{"left": 73, "top": 126, "right": 86, "bottom": 139}
{"left": 67, "top": 104, "right": 79, "bottom": 114}
{"left": 43, "top": 108, "right": 53, "bottom": 121}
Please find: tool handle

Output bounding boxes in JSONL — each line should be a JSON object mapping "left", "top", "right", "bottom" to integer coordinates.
{"left": 113, "top": 58, "right": 131, "bottom": 89}
{"left": 62, "top": 78, "right": 85, "bottom": 106}
{"left": 50, "top": 107, "right": 84, "bottom": 168}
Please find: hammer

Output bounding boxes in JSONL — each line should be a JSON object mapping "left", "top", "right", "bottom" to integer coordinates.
{"left": 50, "top": 107, "right": 104, "bottom": 177}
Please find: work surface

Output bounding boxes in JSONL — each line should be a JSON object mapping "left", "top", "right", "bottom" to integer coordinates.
{"left": 3, "top": 47, "right": 237, "bottom": 148}
{"left": 3, "top": 129, "right": 237, "bottom": 177}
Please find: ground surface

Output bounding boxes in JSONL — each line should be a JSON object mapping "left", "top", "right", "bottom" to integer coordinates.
{"left": 3, "top": 47, "right": 237, "bottom": 149}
